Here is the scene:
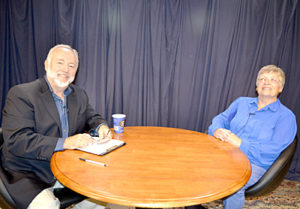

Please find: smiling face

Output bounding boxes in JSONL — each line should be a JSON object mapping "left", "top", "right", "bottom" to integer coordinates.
{"left": 45, "top": 46, "right": 78, "bottom": 92}
{"left": 256, "top": 71, "right": 283, "bottom": 99}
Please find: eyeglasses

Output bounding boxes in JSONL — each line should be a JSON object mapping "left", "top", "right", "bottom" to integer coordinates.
{"left": 258, "top": 77, "right": 280, "bottom": 84}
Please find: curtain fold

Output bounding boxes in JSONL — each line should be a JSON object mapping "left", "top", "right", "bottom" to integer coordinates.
{"left": 1, "top": 0, "right": 300, "bottom": 180}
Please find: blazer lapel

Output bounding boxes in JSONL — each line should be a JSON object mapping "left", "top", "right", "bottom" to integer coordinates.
{"left": 39, "top": 78, "right": 62, "bottom": 134}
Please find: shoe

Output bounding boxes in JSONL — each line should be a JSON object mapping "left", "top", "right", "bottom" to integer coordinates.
{"left": 185, "top": 205, "right": 206, "bottom": 209}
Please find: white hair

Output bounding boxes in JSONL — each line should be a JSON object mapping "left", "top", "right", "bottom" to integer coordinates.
{"left": 46, "top": 44, "right": 79, "bottom": 65}
{"left": 256, "top": 65, "right": 285, "bottom": 88}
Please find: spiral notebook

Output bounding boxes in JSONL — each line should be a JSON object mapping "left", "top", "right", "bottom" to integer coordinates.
{"left": 77, "top": 137, "right": 126, "bottom": 155}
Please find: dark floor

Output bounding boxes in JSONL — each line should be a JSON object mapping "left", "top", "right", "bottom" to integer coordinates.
{"left": 0, "top": 179, "right": 299, "bottom": 209}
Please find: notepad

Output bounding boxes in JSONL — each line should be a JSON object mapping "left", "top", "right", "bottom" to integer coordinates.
{"left": 77, "top": 137, "right": 126, "bottom": 155}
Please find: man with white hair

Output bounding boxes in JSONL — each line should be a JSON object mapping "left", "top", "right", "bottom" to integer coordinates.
{"left": 0, "top": 44, "right": 111, "bottom": 209}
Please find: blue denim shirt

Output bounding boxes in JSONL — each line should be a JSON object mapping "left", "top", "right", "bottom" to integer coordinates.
{"left": 45, "top": 77, "right": 71, "bottom": 151}
{"left": 208, "top": 97, "right": 297, "bottom": 170}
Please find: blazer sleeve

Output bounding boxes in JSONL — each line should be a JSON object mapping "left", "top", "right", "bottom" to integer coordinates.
{"left": 2, "top": 84, "right": 59, "bottom": 161}
{"left": 67, "top": 85, "right": 107, "bottom": 136}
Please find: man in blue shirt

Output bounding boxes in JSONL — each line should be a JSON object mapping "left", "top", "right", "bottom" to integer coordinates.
{"left": 208, "top": 65, "right": 297, "bottom": 209}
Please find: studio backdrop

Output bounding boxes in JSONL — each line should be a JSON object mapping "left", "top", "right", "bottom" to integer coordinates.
{"left": 1, "top": 0, "right": 300, "bottom": 180}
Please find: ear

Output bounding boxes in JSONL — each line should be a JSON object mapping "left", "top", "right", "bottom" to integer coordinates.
{"left": 44, "top": 59, "right": 48, "bottom": 71}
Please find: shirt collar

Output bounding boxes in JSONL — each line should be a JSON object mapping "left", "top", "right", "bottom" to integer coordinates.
{"left": 44, "top": 75, "right": 72, "bottom": 97}
{"left": 268, "top": 99, "right": 281, "bottom": 112}
{"left": 250, "top": 97, "right": 280, "bottom": 112}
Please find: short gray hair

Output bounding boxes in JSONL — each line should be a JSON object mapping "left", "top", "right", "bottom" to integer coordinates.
{"left": 46, "top": 44, "right": 79, "bottom": 66}
{"left": 256, "top": 65, "right": 285, "bottom": 88}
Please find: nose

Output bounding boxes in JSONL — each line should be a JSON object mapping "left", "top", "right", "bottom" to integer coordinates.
{"left": 61, "top": 64, "right": 69, "bottom": 72}
{"left": 264, "top": 79, "right": 271, "bottom": 84}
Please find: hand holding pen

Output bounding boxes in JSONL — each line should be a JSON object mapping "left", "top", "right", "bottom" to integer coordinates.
{"left": 97, "top": 125, "right": 112, "bottom": 143}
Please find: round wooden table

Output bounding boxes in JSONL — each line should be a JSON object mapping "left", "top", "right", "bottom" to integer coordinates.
{"left": 51, "top": 126, "right": 251, "bottom": 208}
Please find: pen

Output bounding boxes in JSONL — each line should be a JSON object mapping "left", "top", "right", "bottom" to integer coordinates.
{"left": 106, "top": 129, "right": 111, "bottom": 137}
{"left": 79, "top": 157, "right": 107, "bottom": 167}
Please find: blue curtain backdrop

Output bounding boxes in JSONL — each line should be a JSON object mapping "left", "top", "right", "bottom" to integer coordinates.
{"left": 1, "top": 0, "right": 300, "bottom": 180}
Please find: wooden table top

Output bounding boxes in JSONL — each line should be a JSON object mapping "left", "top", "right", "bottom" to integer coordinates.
{"left": 51, "top": 126, "right": 251, "bottom": 208}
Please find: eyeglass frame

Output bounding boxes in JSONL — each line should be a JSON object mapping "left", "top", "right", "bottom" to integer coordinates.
{"left": 257, "top": 77, "right": 280, "bottom": 84}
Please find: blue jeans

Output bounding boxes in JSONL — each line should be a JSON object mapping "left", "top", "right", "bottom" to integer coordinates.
{"left": 223, "top": 163, "right": 266, "bottom": 209}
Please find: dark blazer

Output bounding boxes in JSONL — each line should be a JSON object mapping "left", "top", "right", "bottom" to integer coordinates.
{"left": 0, "top": 78, "right": 106, "bottom": 209}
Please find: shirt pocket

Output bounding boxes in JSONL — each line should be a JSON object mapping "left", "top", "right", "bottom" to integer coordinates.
{"left": 254, "top": 120, "right": 276, "bottom": 141}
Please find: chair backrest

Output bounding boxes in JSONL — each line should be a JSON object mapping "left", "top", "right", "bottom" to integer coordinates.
{"left": 245, "top": 135, "right": 298, "bottom": 197}
{"left": 0, "top": 127, "right": 17, "bottom": 208}
{"left": 0, "top": 127, "right": 3, "bottom": 146}
{"left": 0, "top": 127, "right": 85, "bottom": 208}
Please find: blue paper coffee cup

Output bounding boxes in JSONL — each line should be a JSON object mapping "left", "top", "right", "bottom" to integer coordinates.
{"left": 112, "top": 114, "right": 126, "bottom": 133}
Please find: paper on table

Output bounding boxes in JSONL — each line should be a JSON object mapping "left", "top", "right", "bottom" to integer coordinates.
{"left": 77, "top": 137, "right": 126, "bottom": 155}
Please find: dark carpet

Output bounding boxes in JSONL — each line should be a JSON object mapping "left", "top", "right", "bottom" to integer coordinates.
{"left": 1, "top": 179, "right": 299, "bottom": 209}
{"left": 200, "top": 179, "right": 300, "bottom": 209}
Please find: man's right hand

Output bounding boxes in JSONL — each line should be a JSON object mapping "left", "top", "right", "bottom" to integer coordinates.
{"left": 63, "top": 134, "right": 94, "bottom": 149}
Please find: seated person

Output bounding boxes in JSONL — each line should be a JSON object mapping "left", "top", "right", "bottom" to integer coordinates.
{"left": 208, "top": 65, "right": 297, "bottom": 209}
{"left": 0, "top": 44, "right": 111, "bottom": 209}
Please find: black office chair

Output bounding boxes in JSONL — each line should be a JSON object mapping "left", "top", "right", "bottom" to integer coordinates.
{"left": 245, "top": 135, "right": 298, "bottom": 198}
{"left": 0, "top": 127, "right": 86, "bottom": 209}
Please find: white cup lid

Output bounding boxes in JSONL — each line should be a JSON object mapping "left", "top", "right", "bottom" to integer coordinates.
{"left": 112, "top": 114, "right": 126, "bottom": 118}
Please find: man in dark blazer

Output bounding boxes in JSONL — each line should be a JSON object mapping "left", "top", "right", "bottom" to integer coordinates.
{"left": 0, "top": 44, "right": 111, "bottom": 209}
